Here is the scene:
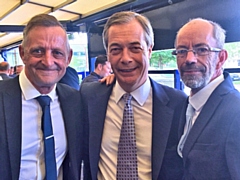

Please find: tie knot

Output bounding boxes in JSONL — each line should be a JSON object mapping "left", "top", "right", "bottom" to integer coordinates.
{"left": 36, "top": 96, "right": 51, "bottom": 108}
{"left": 123, "top": 93, "right": 132, "bottom": 104}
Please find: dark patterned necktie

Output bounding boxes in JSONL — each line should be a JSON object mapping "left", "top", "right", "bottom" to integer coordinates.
{"left": 36, "top": 96, "right": 57, "bottom": 180}
{"left": 177, "top": 103, "right": 195, "bottom": 157}
{"left": 116, "top": 93, "right": 138, "bottom": 180}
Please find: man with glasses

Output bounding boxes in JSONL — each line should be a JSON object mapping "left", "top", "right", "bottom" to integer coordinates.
{"left": 172, "top": 18, "right": 240, "bottom": 179}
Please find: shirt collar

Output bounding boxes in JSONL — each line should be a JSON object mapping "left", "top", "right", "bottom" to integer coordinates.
{"left": 189, "top": 74, "right": 224, "bottom": 111}
{"left": 19, "top": 70, "right": 57, "bottom": 101}
{"left": 113, "top": 78, "right": 151, "bottom": 106}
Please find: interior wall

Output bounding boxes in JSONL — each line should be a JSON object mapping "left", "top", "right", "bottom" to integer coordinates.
{"left": 87, "top": 0, "right": 240, "bottom": 64}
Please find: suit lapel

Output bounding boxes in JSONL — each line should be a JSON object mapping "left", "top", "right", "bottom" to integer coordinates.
{"left": 182, "top": 73, "right": 233, "bottom": 162}
{"left": 57, "top": 84, "right": 77, "bottom": 147}
{"left": 4, "top": 77, "right": 22, "bottom": 179}
{"left": 56, "top": 84, "right": 82, "bottom": 179}
{"left": 178, "top": 99, "right": 188, "bottom": 138}
{"left": 150, "top": 80, "right": 174, "bottom": 180}
{"left": 88, "top": 84, "right": 113, "bottom": 178}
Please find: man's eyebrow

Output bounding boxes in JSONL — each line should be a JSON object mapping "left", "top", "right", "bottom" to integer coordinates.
{"left": 109, "top": 43, "right": 121, "bottom": 47}
{"left": 176, "top": 43, "right": 208, "bottom": 49}
{"left": 129, "top": 41, "right": 141, "bottom": 45}
{"left": 193, "top": 43, "right": 209, "bottom": 48}
{"left": 176, "top": 45, "right": 188, "bottom": 49}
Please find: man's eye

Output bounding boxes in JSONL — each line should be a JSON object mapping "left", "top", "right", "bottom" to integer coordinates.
{"left": 177, "top": 49, "right": 187, "bottom": 54}
{"left": 52, "top": 50, "right": 64, "bottom": 58}
{"left": 130, "top": 46, "right": 142, "bottom": 53}
{"left": 197, "top": 47, "right": 208, "bottom": 53}
{"left": 31, "top": 49, "right": 42, "bottom": 54}
{"left": 110, "top": 48, "right": 121, "bottom": 54}
{"left": 30, "top": 49, "right": 44, "bottom": 57}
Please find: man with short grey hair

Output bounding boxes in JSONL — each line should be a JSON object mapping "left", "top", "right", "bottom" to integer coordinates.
{"left": 81, "top": 11, "right": 187, "bottom": 180}
{"left": 0, "top": 61, "right": 11, "bottom": 80}
{"left": 173, "top": 18, "right": 240, "bottom": 179}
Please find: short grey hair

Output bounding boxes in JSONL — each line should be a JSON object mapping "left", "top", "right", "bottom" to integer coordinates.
{"left": 22, "top": 14, "right": 70, "bottom": 50}
{"left": 102, "top": 11, "right": 154, "bottom": 50}
{"left": 175, "top": 17, "right": 226, "bottom": 49}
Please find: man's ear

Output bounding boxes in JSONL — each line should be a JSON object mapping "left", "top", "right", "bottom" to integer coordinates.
{"left": 97, "top": 64, "right": 103, "bottom": 71}
{"left": 216, "top": 49, "right": 228, "bottom": 69}
{"left": 19, "top": 45, "right": 26, "bottom": 63}
{"left": 67, "top": 49, "right": 73, "bottom": 65}
{"left": 148, "top": 45, "right": 153, "bottom": 59}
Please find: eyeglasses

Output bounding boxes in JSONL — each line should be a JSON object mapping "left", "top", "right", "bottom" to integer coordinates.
{"left": 172, "top": 46, "right": 222, "bottom": 58}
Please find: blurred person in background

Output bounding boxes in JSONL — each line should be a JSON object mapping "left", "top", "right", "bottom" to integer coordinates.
{"left": 0, "top": 61, "right": 11, "bottom": 80}
{"left": 81, "top": 54, "right": 111, "bottom": 84}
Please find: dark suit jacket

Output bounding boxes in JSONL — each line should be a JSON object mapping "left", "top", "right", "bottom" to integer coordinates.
{"left": 0, "top": 73, "right": 11, "bottom": 80}
{"left": 0, "top": 76, "right": 83, "bottom": 180}
{"left": 80, "top": 78, "right": 187, "bottom": 180}
{"left": 81, "top": 72, "right": 102, "bottom": 84}
{"left": 59, "top": 66, "right": 80, "bottom": 90}
{"left": 179, "top": 72, "right": 240, "bottom": 179}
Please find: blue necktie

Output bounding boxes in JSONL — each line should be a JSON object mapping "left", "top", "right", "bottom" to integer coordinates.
{"left": 177, "top": 103, "right": 195, "bottom": 157}
{"left": 36, "top": 96, "right": 57, "bottom": 180}
{"left": 116, "top": 93, "right": 138, "bottom": 180}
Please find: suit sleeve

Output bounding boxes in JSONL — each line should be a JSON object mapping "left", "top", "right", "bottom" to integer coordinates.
{"left": 226, "top": 115, "right": 240, "bottom": 179}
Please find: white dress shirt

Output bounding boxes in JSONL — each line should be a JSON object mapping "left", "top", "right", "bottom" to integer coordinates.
{"left": 189, "top": 74, "right": 224, "bottom": 125}
{"left": 98, "top": 78, "right": 153, "bottom": 180}
{"left": 19, "top": 70, "right": 67, "bottom": 180}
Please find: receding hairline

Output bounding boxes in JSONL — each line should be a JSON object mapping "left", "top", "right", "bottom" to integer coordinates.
{"left": 175, "top": 18, "right": 226, "bottom": 48}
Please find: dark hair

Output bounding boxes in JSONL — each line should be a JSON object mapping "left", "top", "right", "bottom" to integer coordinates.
{"left": 22, "top": 14, "right": 70, "bottom": 50}
{"left": 102, "top": 11, "right": 154, "bottom": 50}
{"left": 0, "top": 62, "right": 10, "bottom": 71}
{"left": 95, "top": 55, "right": 108, "bottom": 69}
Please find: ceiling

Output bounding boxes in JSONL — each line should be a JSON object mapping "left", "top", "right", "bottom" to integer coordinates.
{"left": 0, "top": 0, "right": 137, "bottom": 50}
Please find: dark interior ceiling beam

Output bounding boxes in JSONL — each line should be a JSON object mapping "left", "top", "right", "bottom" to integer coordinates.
{"left": 0, "top": 25, "right": 25, "bottom": 32}
{"left": 72, "top": 0, "right": 184, "bottom": 27}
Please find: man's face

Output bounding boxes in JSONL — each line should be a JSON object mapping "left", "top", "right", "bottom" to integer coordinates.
{"left": 176, "top": 20, "right": 223, "bottom": 94}
{"left": 107, "top": 19, "right": 152, "bottom": 92}
{"left": 19, "top": 26, "right": 72, "bottom": 93}
{"left": 100, "top": 61, "right": 112, "bottom": 77}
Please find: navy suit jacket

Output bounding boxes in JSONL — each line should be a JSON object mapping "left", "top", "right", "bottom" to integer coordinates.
{"left": 179, "top": 72, "right": 240, "bottom": 179}
{"left": 59, "top": 66, "right": 80, "bottom": 90}
{"left": 0, "top": 73, "right": 11, "bottom": 80}
{"left": 0, "top": 76, "right": 83, "bottom": 180}
{"left": 80, "top": 78, "right": 187, "bottom": 180}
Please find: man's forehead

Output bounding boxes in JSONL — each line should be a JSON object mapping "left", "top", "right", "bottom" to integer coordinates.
{"left": 176, "top": 21, "right": 214, "bottom": 45}
{"left": 179, "top": 19, "right": 213, "bottom": 35}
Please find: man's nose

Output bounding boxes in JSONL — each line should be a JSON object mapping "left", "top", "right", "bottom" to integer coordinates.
{"left": 185, "top": 50, "right": 197, "bottom": 64}
{"left": 42, "top": 51, "right": 54, "bottom": 66}
{"left": 120, "top": 48, "right": 133, "bottom": 64}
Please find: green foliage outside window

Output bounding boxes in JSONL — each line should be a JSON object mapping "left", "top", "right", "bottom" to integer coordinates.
{"left": 150, "top": 49, "right": 177, "bottom": 70}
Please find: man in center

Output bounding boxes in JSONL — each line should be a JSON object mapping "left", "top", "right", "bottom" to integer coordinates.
{"left": 80, "top": 11, "right": 187, "bottom": 179}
